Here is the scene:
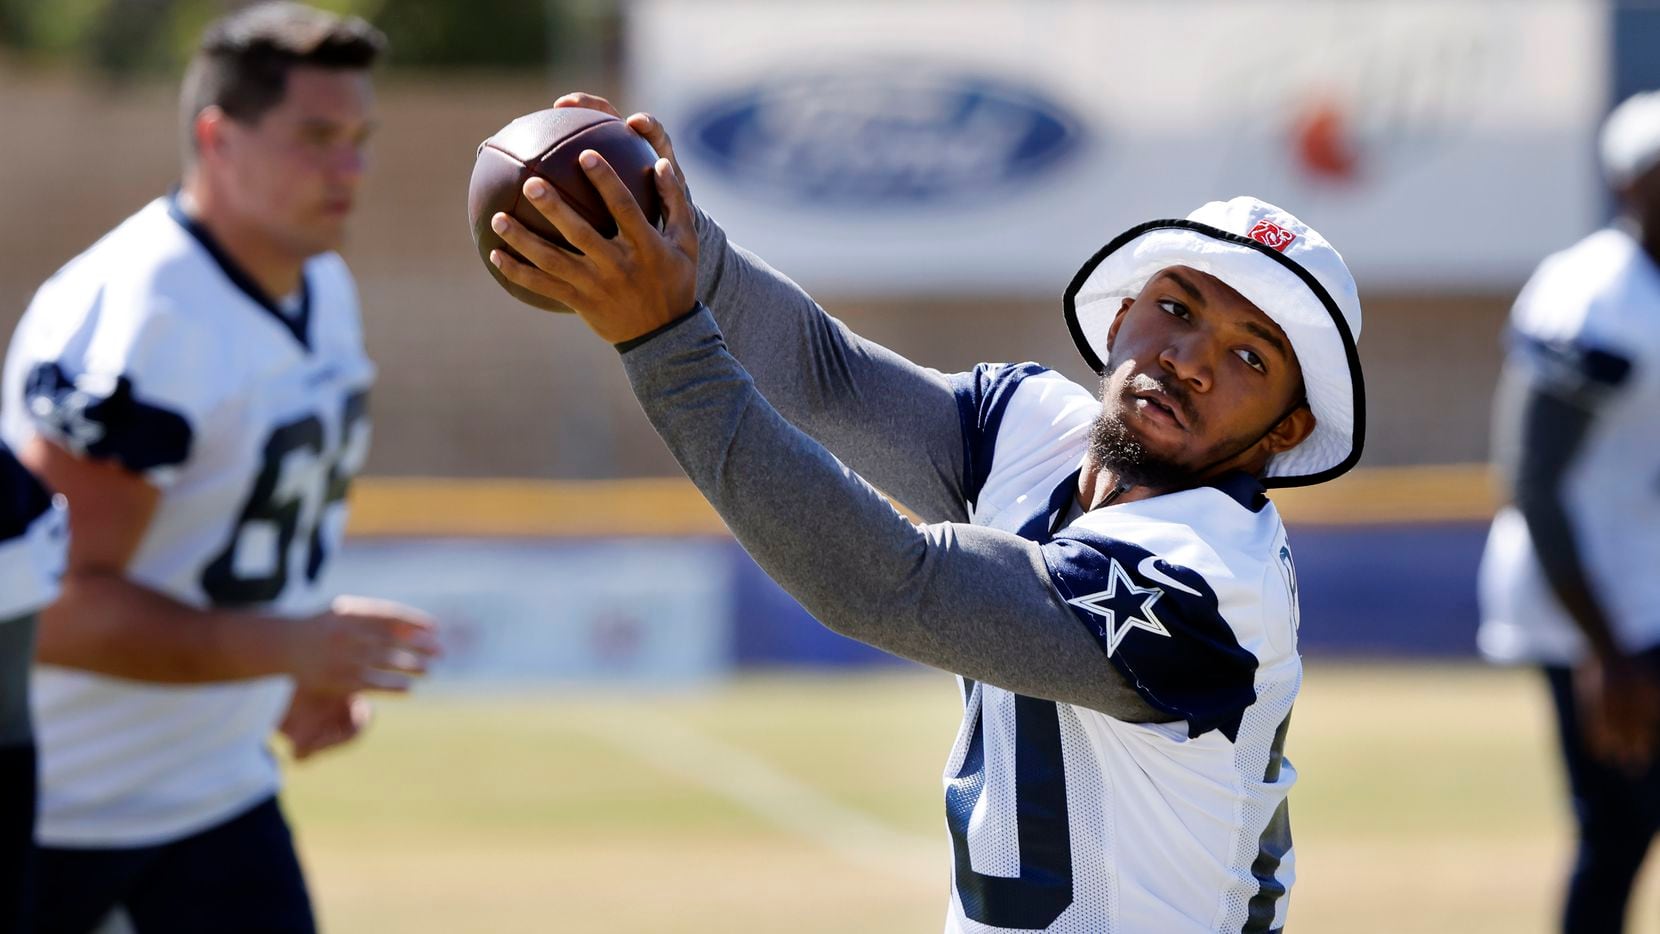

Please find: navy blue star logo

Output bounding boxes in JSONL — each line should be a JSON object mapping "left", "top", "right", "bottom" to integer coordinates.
{"left": 1065, "top": 558, "right": 1170, "bottom": 656}
{"left": 31, "top": 386, "right": 106, "bottom": 452}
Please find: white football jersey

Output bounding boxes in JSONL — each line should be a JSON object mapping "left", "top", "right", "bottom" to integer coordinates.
{"left": 0, "top": 441, "right": 66, "bottom": 621}
{"left": 1, "top": 194, "right": 374, "bottom": 846}
{"left": 942, "top": 364, "right": 1301, "bottom": 934}
{"left": 1478, "top": 227, "right": 1660, "bottom": 665}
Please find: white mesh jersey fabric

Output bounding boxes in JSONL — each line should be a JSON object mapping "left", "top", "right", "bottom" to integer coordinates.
{"left": 0, "top": 482, "right": 64, "bottom": 621}
{"left": 0, "top": 196, "right": 376, "bottom": 847}
{"left": 943, "top": 368, "right": 1303, "bottom": 933}
{"left": 1478, "top": 227, "right": 1660, "bottom": 664}
{"left": 944, "top": 675, "right": 1302, "bottom": 933}
{"left": 1214, "top": 667, "right": 1301, "bottom": 932}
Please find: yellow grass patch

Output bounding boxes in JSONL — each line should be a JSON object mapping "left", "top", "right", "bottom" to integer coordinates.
{"left": 282, "top": 666, "right": 1660, "bottom": 933}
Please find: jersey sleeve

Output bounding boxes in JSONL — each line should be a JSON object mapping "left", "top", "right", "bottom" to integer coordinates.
{"left": 16, "top": 298, "right": 199, "bottom": 485}
{"left": 950, "top": 363, "right": 1098, "bottom": 513}
{"left": 1040, "top": 526, "right": 1259, "bottom": 741}
{"left": 1505, "top": 252, "right": 1638, "bottom": 411}
{"left": 1505, "top": 328, "right": 1634, "bottom": 411}
{"left": 950, "top": 363, "right": 1049, "bottom": 508}
{"left": 0, "top": 442, "right": 64, "bottom": 620}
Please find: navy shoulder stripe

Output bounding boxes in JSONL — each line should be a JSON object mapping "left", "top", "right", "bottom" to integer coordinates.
{"left": 1509, "top": 330, "right": 1635, "bottom": 404}
{"left": 1042, "top": 528, "right": 1259, "bottom": 741}
{"left": 0, "top": 443, "right": 52, "bottom": 544}
{"left": 25, "top": 362, "right": 193, "bottom": 475}
{"left": 950, "top": 362, "right": 1052, "bottom": 510}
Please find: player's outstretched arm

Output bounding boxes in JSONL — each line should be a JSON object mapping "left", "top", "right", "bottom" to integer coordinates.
{"left": 21, "top": 437, "right": 440, "bottom": 693}
{"left": 539, "top": 93, "right": 972, "bottom": 523}
{"left": 487, "top": 147, "right": 1163, "bottom": 719}
{"left": 1502, "top": 365, "right": 1660, "bottom": 769}
{"left": 620, "top": 308, "right": 1162, "bottom": 718}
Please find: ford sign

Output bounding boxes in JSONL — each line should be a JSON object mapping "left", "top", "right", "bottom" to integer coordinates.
{"left": 683, "top": 66, "right": 1084, "bottom": 207}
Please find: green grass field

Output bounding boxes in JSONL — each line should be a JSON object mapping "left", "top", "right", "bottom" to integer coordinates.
{"left": 281, "top": 664, "right": 1660, "bottom": 933}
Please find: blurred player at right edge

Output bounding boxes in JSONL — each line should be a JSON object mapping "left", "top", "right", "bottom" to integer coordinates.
{"left": 1479, "top": 91, "right": 1660, "bottom": 934}
{"left": 0, "top": 4, "right": 438, "bottom": 932}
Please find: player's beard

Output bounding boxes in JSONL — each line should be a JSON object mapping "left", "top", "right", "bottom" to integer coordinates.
{"left": 1090, "top": 371, "right": 1281, "bottom": 492}
{"left": 1087, "top": 371, "right": 1199, "bottom": 489}
{"left": 1086, "top": 402, "right": 1201, "bottom": 491}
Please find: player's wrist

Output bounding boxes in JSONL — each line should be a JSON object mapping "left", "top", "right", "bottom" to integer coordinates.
{"left": 255, "top": 612, "right": 326, "bottom": 684}
{"left": 613, "top": 301, "right": 706, "bottom": 353}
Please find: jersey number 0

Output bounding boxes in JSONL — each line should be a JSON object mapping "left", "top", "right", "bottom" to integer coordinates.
{"left": 947, "top": 688, "right": 1074, "bottom": 928}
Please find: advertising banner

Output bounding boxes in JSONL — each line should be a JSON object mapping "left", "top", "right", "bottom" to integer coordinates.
{"left": 326, "top": 539, "right": 734, "bottom": 683}
{"left": 628, "top": 0, "right": 1607, "bottom": 293}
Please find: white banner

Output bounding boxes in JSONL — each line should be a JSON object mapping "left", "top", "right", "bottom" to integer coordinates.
{"left": 325, "top": 539, "right": 732, "bottom": 683}
{"left": 627, "top": 0, "right": 1607, "bottom": 293}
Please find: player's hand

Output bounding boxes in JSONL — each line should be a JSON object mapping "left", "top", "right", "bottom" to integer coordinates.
{"left": 554, "top": 91, "right": 623, "bottom": 118}
{"left": 488, "top": 151, "right": 697, "bottom": 345}
{"left": 285, "top": 595, "right": 441, "bottom": 695}
{"left": 280, "top": 688, "right": 371, "bottom": 761}
{"left": 1575, "top": 653, "right": 1660, "bottom": 773}
{"left": 552, "top": 93, "right": 687, "bottom": 184}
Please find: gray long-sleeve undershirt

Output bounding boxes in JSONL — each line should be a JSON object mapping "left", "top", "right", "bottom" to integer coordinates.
{"left": 1492, "top": 361, "right": 1623, "bottom": 658}
{"left": 689, "top": 208, "right": 972, "bottom": 524}
{"left": 620, "top": 299, "right": 1161, "bottom": 721}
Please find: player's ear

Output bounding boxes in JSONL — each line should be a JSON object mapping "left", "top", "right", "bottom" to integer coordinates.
{"left": 1104, "top": 297, "right": 1133, "bottom": 350}
{"left": 194, "top": 105, "right": 229, "bottom": 161}
{"left": 1263, "top": 403, "right": 1316, "bottom": 456}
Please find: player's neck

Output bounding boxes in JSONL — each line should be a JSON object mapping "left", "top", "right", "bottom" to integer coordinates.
{"left": 1076, "top": 459, "right": 1168, "bottom": 510}
{"left": 177, "top": 183, "right": 305, "bottom": 300}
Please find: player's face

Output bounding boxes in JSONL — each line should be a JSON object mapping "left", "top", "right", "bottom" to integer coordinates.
{"left": 218, "top": 66, "right": 376, "bottom": 257}
{"left": 1093, "top": 267, "right": 1313, "bottom": 487}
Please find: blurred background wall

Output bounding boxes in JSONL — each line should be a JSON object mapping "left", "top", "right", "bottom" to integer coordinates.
{"left": 2, "top": 0, "right": 1656, "bottom": 675}
{"left": 0, "top": 0, "right": 1542, "bottom": 478}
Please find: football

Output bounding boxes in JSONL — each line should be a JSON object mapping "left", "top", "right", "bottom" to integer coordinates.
{"left": 467, "top": 106, "right": 664, "bottom": 312}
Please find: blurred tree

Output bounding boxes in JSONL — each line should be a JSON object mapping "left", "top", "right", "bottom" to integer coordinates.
{"left": 0, "top": 0, "right": 585, "bottom": 75}
{"left": 0, "top": 0, "right": 112, "bottom": 61}
{"left": 373, "top": 0, "right": 555, "bottom": 69}
{"left": 90, "top": 0, "right": 185, "bottom": 75}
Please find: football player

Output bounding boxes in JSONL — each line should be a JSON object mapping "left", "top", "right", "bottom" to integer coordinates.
{"left": 0, "top": 5, "right": 437, "bottom": 932}
{"left": 486, "top": 93, "right": 1364, "bottom": 934}
{"left": 0, "top": 442, "right": 65, "bottom": 932}
{"left": 1479, "top": 90, "right": 1660, "bottom": 933}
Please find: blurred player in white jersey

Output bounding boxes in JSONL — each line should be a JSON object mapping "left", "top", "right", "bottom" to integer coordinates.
{"left": 487, "top": 93, "right": 1364, "bottom": 933}
{"left": 0, "top": 442, "right": 66, "bottom": 932}
{"left": 1479, "top": 91, "right": 1660, "bottom": 934}
{"left": 0, "top": 5, "right": 438, "bottom": 932}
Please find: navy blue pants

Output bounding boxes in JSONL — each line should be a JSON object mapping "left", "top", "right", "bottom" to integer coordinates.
{"left": 1545, "top": 665, "right": 1660, "bottom": 934}
{"left": 30, "top": 795, "right": 315, "bottom": 934}
{"left": 2, "top": 743, "right": 38, "bottom": 934}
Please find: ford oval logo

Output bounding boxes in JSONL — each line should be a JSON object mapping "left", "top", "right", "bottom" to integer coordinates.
{"left": 684, "top": 66, "right": 1084, "bottom": 207}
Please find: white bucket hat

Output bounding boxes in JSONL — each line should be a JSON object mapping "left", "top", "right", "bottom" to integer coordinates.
{"left": 1062, "top": 196, "right": 1365, "bottom": 488}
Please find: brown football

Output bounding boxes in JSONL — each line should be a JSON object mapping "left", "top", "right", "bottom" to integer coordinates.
{"left": 467, "top": 107, "right": 664, "bottom": 312}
